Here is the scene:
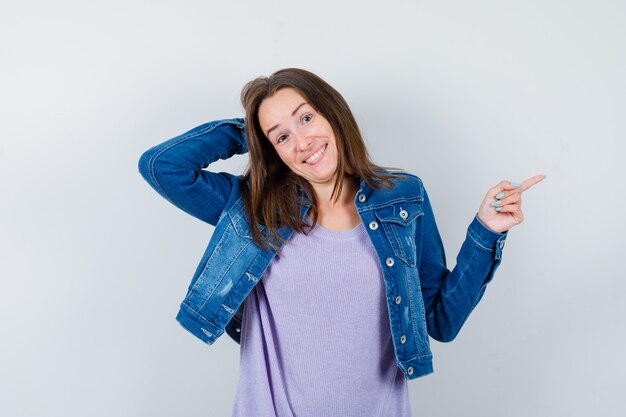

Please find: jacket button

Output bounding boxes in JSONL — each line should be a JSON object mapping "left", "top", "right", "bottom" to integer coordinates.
{"left": 236, "top": 327, "right": 241, "bottom": 333}
{"left": 399, "top": 209, "right": 408, "bottom": 220}
{"left": 395, "top": 296, "right": 402, "bottom": 304}
{"left": 385, "top": 257, "right": 394, "bottom": 267}
{"left": 369, "top": 221, "right": 378, "bottom": 230}
{"left": 358, "top": 194, "right": 366, "bottom": 203}
{"left": 407, "top": 367, "right": 414, "bottom": 375}
{"left": 400, "top": 335, "right": 406, "bottom": 344}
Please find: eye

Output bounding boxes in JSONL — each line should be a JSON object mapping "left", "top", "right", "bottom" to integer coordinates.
{"left": 276, "top": 134, "right": 288, "bottom": 144}
{"left": 302, "top": 114, "right": 313, "bottom": 124}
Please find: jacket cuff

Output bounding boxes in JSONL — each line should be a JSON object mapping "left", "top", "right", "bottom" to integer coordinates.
{"left": 468, "top": 214, "right": 508, "bottom": 260}
{"left": 225, "top": 117, "right": 247, "bottom": 151}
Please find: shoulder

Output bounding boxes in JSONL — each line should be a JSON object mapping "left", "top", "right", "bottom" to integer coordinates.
{"left": 373, "top": 168, "right": 426, "bottom": 200}
{"left": 376, "top": 168, "right": 424, "bottom": 188}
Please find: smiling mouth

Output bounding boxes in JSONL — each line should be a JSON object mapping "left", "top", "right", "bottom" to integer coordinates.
{"left": 304, "top": 144, "right": 327, "bottom": 164}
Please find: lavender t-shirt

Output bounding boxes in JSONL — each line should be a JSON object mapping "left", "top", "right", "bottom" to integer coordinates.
{"left": 231, "top": 219, "right": 412, "bottom": 417}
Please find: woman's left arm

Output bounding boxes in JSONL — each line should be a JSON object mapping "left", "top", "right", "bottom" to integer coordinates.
{"left": 419, "top": 175, "right": 545, "bottom": 342}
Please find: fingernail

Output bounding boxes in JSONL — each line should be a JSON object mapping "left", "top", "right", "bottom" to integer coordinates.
{"left": 495, "top": 207, "right": 503, "bottom": 211}
{"left": 495, "top": 192, "right": 505, "bottom": 199}
{"left": 510, "top": 182, "right": 521, "bottom": 187}
{"left": 490, "top": 201, "right": 502, "bottom": 207}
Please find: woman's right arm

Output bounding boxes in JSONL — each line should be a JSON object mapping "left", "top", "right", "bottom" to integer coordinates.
{"left": 137, "top": 118, "right": 247, "bottom": 226}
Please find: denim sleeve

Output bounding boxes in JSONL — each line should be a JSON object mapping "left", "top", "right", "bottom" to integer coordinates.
{"left": 137, "top": 118, "right": 247, "bottom": 225}
{"left": 417, "top": 181, "right": 508, "bottom": 343}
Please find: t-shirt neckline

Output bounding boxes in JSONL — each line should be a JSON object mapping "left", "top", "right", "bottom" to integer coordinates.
{"left": 304, "top": 215, "right": 366, "bottom": 241}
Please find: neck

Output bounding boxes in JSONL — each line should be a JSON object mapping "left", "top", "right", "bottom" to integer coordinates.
{"left": 310, "top": 175, "right": 361, "bottom": 231}
{"left": 313, "top": 175, "right": 359, "bottom": 209}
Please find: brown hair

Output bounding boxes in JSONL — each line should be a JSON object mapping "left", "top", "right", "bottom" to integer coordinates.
{"left": 240, "top": 68, "right": 402, "bottom": 252}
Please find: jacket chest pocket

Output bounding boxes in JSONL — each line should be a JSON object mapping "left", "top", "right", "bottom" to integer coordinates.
{"left": 374, "top": 201, "right": 424, "bottom": 266}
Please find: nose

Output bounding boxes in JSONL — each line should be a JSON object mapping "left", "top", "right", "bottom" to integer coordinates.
{"left": 295, "top": 133, "right": 312, "bottom": 152}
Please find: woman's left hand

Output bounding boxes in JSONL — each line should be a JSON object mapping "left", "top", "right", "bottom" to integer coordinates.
{"left": 477, "top": 175, "right": 546, "bottom": 234}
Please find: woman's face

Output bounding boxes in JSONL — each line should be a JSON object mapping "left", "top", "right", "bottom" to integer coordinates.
{"left": 258, "top": 88, "right": 339, "bottom": 191}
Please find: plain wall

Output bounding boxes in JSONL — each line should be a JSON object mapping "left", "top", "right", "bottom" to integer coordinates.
{"left": 1, "top": 0, "right": 624, "bottom": 416}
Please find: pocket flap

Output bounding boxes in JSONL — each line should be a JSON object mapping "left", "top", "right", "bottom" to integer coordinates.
{"left": 374, "top": 200, "right": 424, "bottom": 225}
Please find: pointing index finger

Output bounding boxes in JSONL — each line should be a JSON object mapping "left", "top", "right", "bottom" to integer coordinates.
{"left": 520, "top": 174, "right": 546, "bottom": 192}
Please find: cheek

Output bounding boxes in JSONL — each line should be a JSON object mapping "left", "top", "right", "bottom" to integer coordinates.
{"left": 329, "top": 137, "right": 339, "bottom": 156}
{"left": 275, "top": 147, "right": 294, "bottom": 165}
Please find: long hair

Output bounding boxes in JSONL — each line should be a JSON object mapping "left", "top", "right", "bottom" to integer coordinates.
{"left": 240, "top": 68, "right": 402, "bottom": 252}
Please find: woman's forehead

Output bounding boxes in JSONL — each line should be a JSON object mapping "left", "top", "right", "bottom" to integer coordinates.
{"left": 258, "top": 88, "right": 311, "bottom": 131}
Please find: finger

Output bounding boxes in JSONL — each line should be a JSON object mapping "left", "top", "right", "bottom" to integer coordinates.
{"left": 489, "top": 179, "right": 523, "bottom": 198}
{"left": 510, "top": 205, "right": 524, "bottom": 224}
{"left": 494, "top": 203, "right": 525, "bottom": 223}
{"left": 491, "top": 192, "right": 521, "bottom": 208}
{"left": 520, "top": 174, "right": 546, "bottom": 192}
{"left": 490, "top": 175, "right": 546, "bottom": 200}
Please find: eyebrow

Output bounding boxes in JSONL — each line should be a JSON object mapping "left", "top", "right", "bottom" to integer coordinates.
{"left": 265, "top": 102, "right": 308, "bottom": 138}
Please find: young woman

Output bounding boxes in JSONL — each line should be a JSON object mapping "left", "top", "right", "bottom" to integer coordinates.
{"left": 138, "top": 68, "right": 545, "bottom": 416}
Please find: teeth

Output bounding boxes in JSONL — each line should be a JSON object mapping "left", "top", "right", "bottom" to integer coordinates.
{"left": 305, "top": 145, "right": 326, "bottom": 163}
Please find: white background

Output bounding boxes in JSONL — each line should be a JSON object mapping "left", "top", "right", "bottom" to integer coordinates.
{"left": 1, "top": 0, "right": 624, "bottom": 416}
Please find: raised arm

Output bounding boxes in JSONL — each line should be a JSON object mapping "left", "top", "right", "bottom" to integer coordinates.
{"left": 137, "top": 118, "right": 247, "bottom": 225}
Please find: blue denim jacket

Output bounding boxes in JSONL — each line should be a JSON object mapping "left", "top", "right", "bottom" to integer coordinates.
{"left": 138, "top": 118, "right": 508, "bottom": 380}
